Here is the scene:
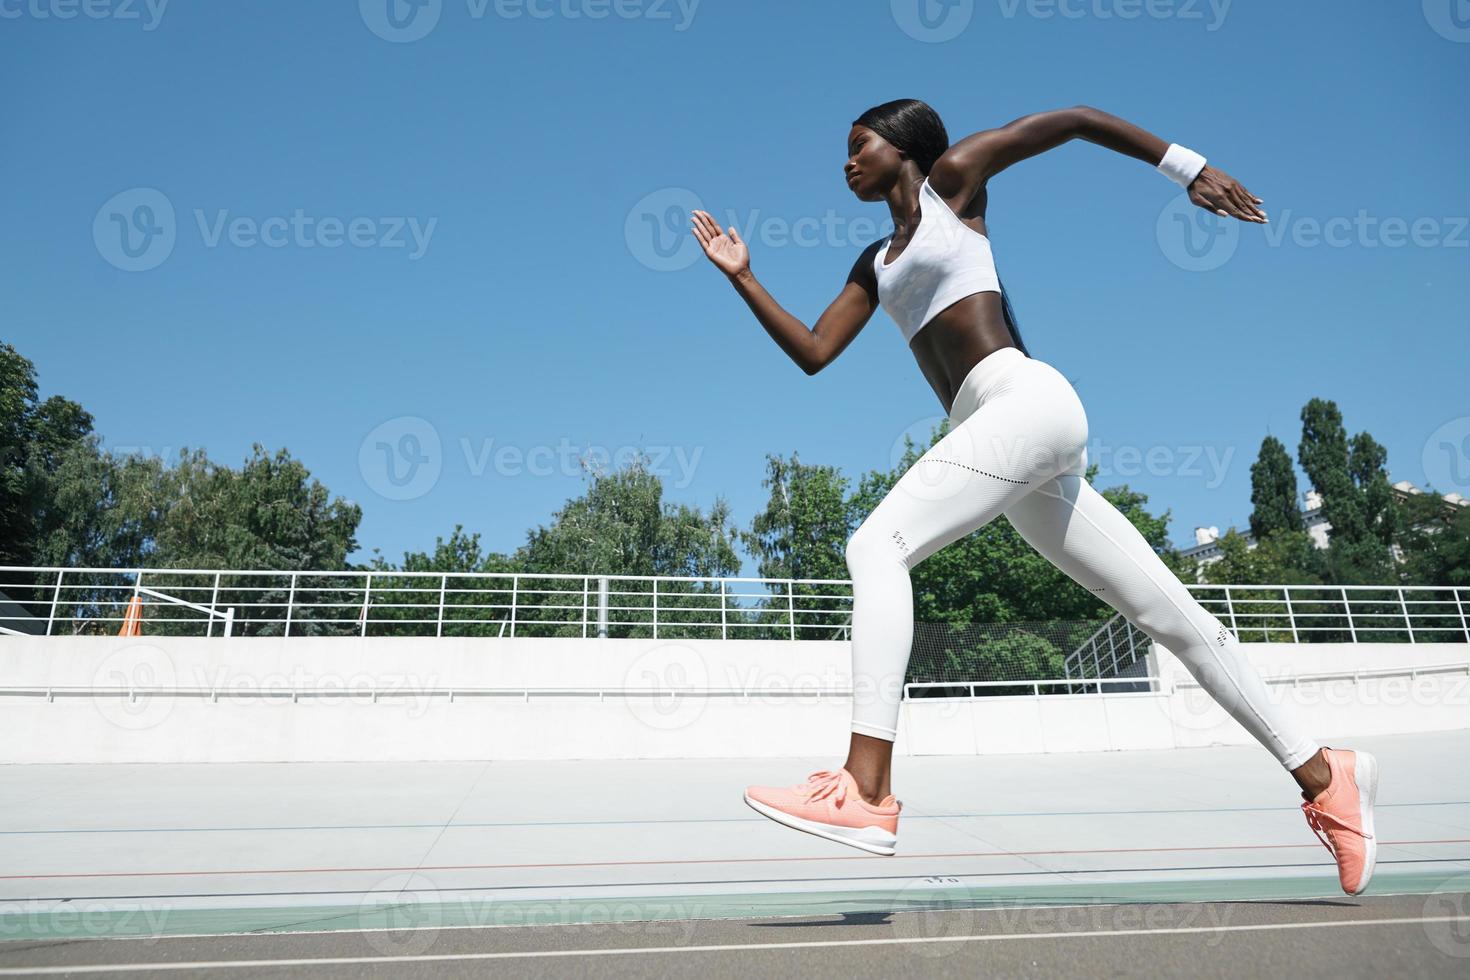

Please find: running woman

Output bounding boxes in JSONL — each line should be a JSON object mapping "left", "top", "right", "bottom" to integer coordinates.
{"left": 690, "top": 100, "right": 1377, "bottom": 895}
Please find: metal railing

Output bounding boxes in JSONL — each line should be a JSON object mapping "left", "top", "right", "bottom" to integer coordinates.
{"left": 0, "top": 567, "right": 853, "bottom": 641}
{"left": 1064, "top": 614, "right": 1151, "bottom": 681}
{"left": 1192, "top": 584, "right": 1470, "bottom": 644}
{"left": 905, "top": 678, "right": 1159, "bottom": 699}
{"left": 1, "top": 569, "right": 1464, "bottom": 649}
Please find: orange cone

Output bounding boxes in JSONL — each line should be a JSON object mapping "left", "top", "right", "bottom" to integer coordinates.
{"left": 118, "top": 596, "right": 144, "bottom": 637}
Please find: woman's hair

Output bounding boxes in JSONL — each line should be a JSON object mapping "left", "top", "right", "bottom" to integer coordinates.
{"left": 852, "top": 98, "right": 1032, "bottom": 356}
{"left": 852, "top": 99, "right": 949, "bottom": 176}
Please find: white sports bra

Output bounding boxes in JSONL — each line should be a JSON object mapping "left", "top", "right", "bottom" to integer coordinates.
{"left": 873, "top": 177, "right": 1002, "bottom": 344}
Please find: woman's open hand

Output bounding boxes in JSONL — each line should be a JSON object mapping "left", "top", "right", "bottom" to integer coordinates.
{"left": 1189, "top": 166, "right": 1268, "bottom": 223}
{"left": 690, "top": 209, "right": 749, "bottom": 277}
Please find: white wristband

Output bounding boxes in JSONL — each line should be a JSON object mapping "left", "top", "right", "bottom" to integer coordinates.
{"left": 1157, "top": 143, "right": 1207, "bottom": 188}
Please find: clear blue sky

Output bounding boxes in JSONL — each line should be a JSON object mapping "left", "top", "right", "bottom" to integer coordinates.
{"left": 5, "top": 2, "right": 1467, "bottom": 575}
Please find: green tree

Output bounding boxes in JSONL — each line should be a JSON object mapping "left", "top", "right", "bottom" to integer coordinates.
{"left": 742, "top": 452, "right": 851, "bottom": 583}
{"left": 0, "top": 342, "right": 95, "bottom": 566}
{"left": 1200, "top": 528, "right": 1325, "bottom": 588}
{"left": 1250, "top": 435, "right": 1304, "bottom": 539}
{"left": 1298, "top": 398, "right": 1398, "bottom": 583}
{"left": 515, "top": 451, "right": 741, "bottom": 637}
{"left": 1396, "top": 492, "right": 1470, "bottom": 589}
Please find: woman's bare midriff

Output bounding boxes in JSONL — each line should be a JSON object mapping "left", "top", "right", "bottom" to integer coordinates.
{"left": 907, "top": 291, "right": 1021, "bottom": 416}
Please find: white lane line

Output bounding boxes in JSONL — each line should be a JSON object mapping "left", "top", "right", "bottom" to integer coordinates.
{"left": 0, "top": 914, "right": 1465, "bottom": 974}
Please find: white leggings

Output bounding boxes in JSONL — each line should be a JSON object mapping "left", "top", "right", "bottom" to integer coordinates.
{"left": 845, "top": 347, "right": 1320, "bottom": 770}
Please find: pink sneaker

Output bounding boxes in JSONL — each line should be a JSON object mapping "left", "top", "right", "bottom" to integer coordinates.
{"left": 744, "top": 768, "right": 901, "bottom": 855}
{"left": 1301, "top": 747, "right": 1379, "bottom": 895}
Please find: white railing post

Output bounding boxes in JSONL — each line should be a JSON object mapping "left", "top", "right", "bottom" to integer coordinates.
{"left": 1457, "top": 588, "right": 1470, "bottom": 644}
{"left": 582, "top": 576, "right": 590, "bottom": 639}
{"left": 46, "top": 569, "right": 63, "bottom": 637}
{"left": 1342, "top": 587, "right": 1357, "bottom": 642}
{"left": 223, "top": 606, "right": 235, "bottom": 638}
{"left": 207, "top": 572, "right": 222, "bottom": 638}
{"left": 720, "top": 579, "right": 727, "bottom": 641}
{"left": 132, "top": 570, "right": 144, "bottom": 631}
{"left": 1284, "top": 586, "right": 1299, "bottom": 643}
{"left": 436, "top": 574, "right": 448, "bottom": 638}
{"left": 1398, "top": 588, "right": 1416, "bottom": 643}
{"left": 360, "top": 573, "right": 373, "bottom": 638}
{"left": 597, "top": 577, "right": 609, "bottom": 638}
{"left": 652, "top": 577, "right": 659, "bottom": 640}
{"left": 787, "top": 580, "right": 796, "bottom": 641}
{"left": 509, "top": 574, "right": 518, "bottom": 638}
{"left": 283, "top": 572, "right": 297, "bottom": 638}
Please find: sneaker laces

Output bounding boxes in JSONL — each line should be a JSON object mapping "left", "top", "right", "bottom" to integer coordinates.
{"left": 1301, "top": 800, "right": 1372, "bottom": 858}
{"left": 801, "top": 770, "right": 849, "bottom": 806}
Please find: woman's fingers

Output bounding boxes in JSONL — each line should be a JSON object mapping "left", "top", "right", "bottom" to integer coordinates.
{"left": 1228, "top": 183, "right": 1265, "bottom": 222}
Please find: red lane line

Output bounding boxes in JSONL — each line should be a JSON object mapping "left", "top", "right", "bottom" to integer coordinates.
{"left": 4, "top": 839, "right": 1468, "bottom": 881}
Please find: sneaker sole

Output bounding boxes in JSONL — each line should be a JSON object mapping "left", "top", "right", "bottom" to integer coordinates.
{"left": 743, "top": 792, "right": 898, "bottom": 856}
{"left": 1352, "top": 750, "right": 1379, "bottom": 896}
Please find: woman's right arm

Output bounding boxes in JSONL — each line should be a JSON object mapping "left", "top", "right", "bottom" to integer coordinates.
{"left": 691, "top": 209, "right": 881, "bottom": 376}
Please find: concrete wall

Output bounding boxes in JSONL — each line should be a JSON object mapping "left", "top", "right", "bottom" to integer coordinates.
{"left": 1, "top": 635, "right": 1466, "bottom": 763}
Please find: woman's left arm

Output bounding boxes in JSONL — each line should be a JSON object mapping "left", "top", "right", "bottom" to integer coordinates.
{"left": 933, "top": 105, "right": 1267, "bottom": 223}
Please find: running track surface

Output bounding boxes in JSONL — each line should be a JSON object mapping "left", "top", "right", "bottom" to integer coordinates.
{"left": 2, "top": 731, "right": 1468, "bottom": 976}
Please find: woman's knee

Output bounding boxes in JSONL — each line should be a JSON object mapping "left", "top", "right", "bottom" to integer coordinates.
{"left": 845, "top": 524, "right": 911, "bottom": 576}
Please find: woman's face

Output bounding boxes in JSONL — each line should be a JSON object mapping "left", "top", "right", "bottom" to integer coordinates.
{"left": 845, "top": 124, "right": 902, "bottom": 201}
